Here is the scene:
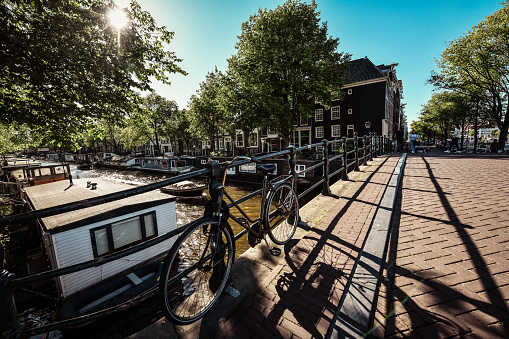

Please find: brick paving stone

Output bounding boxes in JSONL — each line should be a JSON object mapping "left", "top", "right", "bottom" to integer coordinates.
{"left": 205, "top": 156, "right": 401, "bottom": 338}
{"left": 381, "top": 154, "right": 509, "bottom": 339}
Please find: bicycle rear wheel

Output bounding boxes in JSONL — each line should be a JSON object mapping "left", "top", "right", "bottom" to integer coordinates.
{"left": 159, "top": 218, "right": 234, "bottom": 325}
{"left": 264, "top": 182, "right": 299, "bottom": 245}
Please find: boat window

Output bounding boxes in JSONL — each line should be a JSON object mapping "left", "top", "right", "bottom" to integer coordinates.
{"left": 93, "top": 227, "right": 109, "bottom": 256}
{"left": 144, "top": 214, "right": 155, "bottom": 237}
{"left": 90, "top": 212, "right": 157, "bottom": 258}
{"left": 40, "top": 168, "right": 52, "bottom": 176}
{"left": 112, "top": 217, "right": 143, "bottom": 249}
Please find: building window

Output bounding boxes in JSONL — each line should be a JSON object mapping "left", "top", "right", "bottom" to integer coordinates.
{"left": 249, "top": 132, "right": 258, "bottom": 147}
{"left": 236, "top": 133, "right": 244, "bottom": 147}
{"left": 90, "top": 212, "right": 157, "bottom": 258}
{"left": 315, "top": 126, "right": 324, "bottom": 139}
{"left": 348, "top": 89, "right": 353, "bottom": 95}
{"left": 332, "top": 92, "right": 341, "bottom": 101}
{"left": 331, "top": 143, "right": 339, "bottom": 152}
{"left": 332, "top": 125, "right": 341, "bottom": 138}
{"left": 331, "top": 106, "right": 340, "bottom": 120}
{"left": 315, "top": 109, "right": 323, "bottom": 122}
{"left": 348, "top": 109, "right": 353, "bottom": 114}
{"left": 300, "top": 116, "right": 308, "bottom": 126}
{"left": 347, "top": 125, "right": 354, "bottom": 138}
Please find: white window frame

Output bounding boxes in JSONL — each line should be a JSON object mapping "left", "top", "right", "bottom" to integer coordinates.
{"left": 236, "top": 133, "right": 244, "bottom": 147}
{"left": 348, "top": 109, "right": 353, "bottom": 114}
{"left": 90, "top": 212, "right": 157, "bottom": 258}
{"left": 296, "top": 164, "right": 306, "bottom": 178}
{"left": 239, "top": 162, "right": 256, "bottom": 173}
{"left": 348, "top": 89, "right": 353, "bottom": 95}
{"left": 347, "top": 125, "right": 354, "bottom": 137}
{"left": 331, "top": 106, "right": 340, "bottom": 120}
{"left": 315, "top": 109, "right": 323, "bottom": 122}
{"left": 332, "top": 125, "right": 341, "bottom": 138}
{"left": 315, "top": 126, "right": 324, "bottom": 139}
{"left": 300, "top": 116, "right": 308, "bottom": 126}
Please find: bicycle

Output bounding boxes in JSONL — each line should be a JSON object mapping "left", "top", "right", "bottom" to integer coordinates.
{"left": 159, "top": 156, "right": 299, "bottom": 325}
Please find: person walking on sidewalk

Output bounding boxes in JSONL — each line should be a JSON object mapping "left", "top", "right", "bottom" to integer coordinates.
{"left": 445, "top": 124, "right": 461, "bottom": 153}
{"left": 395, "top": 128, "right": 405, "bottom": 152}
{"left": 409, "top": 129, "right": 419, "bottom": 153}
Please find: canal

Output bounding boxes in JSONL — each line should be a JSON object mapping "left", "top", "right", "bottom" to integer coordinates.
{"left": 70, "top": 164, "right": 263, "bottom": 258}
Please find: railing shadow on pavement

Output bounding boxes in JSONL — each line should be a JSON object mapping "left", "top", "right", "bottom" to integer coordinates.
{"left": 230, "top": 157, "right": 392, "bottom": 339}
{"left": 380, "top": 155, "right": 509, "bottom": 338}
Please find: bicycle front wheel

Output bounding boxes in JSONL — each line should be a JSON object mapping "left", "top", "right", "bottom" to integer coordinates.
{"left": 264, "top": 182, "right": 299, "bottom": 245}
{"left": 159, "top": 218, "right": 234, "bottom": 325}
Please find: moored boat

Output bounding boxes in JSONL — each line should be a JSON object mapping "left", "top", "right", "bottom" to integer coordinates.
{"left": 160, "top": 180, "right": 206, "bottom": 197}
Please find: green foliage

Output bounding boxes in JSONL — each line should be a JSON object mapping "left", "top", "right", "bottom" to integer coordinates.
{"left": 227, "top": 0, "right": 350, "bottom": 142}
{"left": 0, "top": 0, "right": 186, "bottom": 145}
{"left": 430, "top": 0, "right": 509, "bottom": 147}
{"left": 188, "top": 68, "right": 234, "bottom": 145}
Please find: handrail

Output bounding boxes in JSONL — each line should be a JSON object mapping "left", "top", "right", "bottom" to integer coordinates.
{"left": 0, "top": 133, "right": 391, "bottom": 337}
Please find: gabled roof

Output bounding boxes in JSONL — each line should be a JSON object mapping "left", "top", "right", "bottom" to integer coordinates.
{"left": 345, "top": 57, "right": 386, "bottom": 84}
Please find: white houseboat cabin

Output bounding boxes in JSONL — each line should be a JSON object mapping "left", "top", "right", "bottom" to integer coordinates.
{"left": 23, "top": 178, "right": 177, "bottom": 299}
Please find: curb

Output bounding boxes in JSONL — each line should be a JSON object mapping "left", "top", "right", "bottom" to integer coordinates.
{"left": 326, "top": 153, "right": 406, "bottom": 339}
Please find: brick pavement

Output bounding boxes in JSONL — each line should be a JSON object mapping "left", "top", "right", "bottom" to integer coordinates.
{"left": 377, "top": 154, "right": 509, "bottom": 338}
{"left": 212, "top": 155, "right": 401, "bottom": 338}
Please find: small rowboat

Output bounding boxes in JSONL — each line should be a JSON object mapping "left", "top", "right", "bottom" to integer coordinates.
{"left": 160, "top": 180, "right": 206, "bottom": 197}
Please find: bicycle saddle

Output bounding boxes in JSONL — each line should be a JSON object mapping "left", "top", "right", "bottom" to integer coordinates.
{"left": 256, "top": 163, "right": 276, "bottom": 175}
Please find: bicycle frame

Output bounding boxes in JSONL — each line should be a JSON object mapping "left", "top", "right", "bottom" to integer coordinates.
{"left": 211, "top": 157, "right": 295, "bottom": 239}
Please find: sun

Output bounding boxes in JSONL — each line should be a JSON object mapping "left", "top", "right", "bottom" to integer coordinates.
{"left": 108, "top": 9, "right": 129, "bottom": 29}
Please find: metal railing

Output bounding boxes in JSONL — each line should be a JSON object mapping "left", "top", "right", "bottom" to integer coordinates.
{"left": 0, "top": 133, "right": 391, "bottom": 338}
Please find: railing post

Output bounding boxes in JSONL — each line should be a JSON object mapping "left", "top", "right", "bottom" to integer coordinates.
{"left": 354, "top": 132, "right": 360, "bottom": 171}
{"left": 363, "top": 135, "right": 368, "bottom": 166}
{"left": 369, "top": 133, "right": 374, "bottom": 161}
{"left": 207, "top": 159, "right": 221, "bottom": 214}
{"left": 287, "top": 145, "right": 297, "bottom": 185}
{"left": 342, "top": 137, "right": 349, "bottom": 181}
{"left": 321, "top": 139, "right": 331, "bottom": 196}
{"left": 0, "top": 243, "right": 19, "bottom": 335}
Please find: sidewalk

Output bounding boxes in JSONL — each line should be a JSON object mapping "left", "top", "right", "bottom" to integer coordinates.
{"left": 377, "top": 153, "right": 509, "bottom": 338}
{"left": 132, "top": 153, "right": 509, "bottom": 338}
{"left": 211, "top": 155, "right": 402, "bottom": 338}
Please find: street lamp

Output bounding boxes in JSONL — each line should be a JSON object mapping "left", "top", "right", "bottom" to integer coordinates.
{"left": 365, "top": 121, "right": 371, "bottom": 135}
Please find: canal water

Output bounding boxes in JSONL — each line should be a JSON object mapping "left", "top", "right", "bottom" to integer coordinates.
{"left": 70, "top": 165, "right": 262, "bottom": 257}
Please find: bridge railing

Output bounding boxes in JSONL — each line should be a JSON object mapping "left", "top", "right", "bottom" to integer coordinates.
{"left": 0, "top": 133, "right": 390, "bottom": 337}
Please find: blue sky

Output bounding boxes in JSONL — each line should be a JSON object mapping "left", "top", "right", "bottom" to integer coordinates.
{"left": 132, "top": 0, "right": 502, "bottom": 125}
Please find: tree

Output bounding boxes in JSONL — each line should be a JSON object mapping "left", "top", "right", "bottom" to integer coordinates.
{"left": 0, "top": 0, "right": 186, "bottom": 146}
{"left": 431, "top": 1, "right": 509, "bottom": 149}
{"left": 227, "top": 0, "right": 350, "bottom": 146}
{"left": 136, "top": 93, "right": 180, "bottom": 156}
{"left": 188, "top": 68, "right": 234, "bottom": 152}
{"left": 417, "top": 91, "right": 472, "bottom": 147}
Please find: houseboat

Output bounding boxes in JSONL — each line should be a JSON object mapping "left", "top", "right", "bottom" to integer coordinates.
{"left": 22, "top": 178, "right": 178, "bottom": 321}
{"left": 96, "top": 156, "right": 137, "bottom": 169}
{"left": 134, "top": 156, "right": 196, "bottom": 175}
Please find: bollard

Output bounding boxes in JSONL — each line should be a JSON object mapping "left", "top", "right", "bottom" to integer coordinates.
{"left": 342, "top": 137, "right": 349, "bottom": 181}
{"left": 321, "top": 140, "right": 331, "bottom": 196}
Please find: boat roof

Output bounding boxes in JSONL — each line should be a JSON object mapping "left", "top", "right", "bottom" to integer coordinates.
{"left": 24, "top": 178, "right": 176, "bottom": 234}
